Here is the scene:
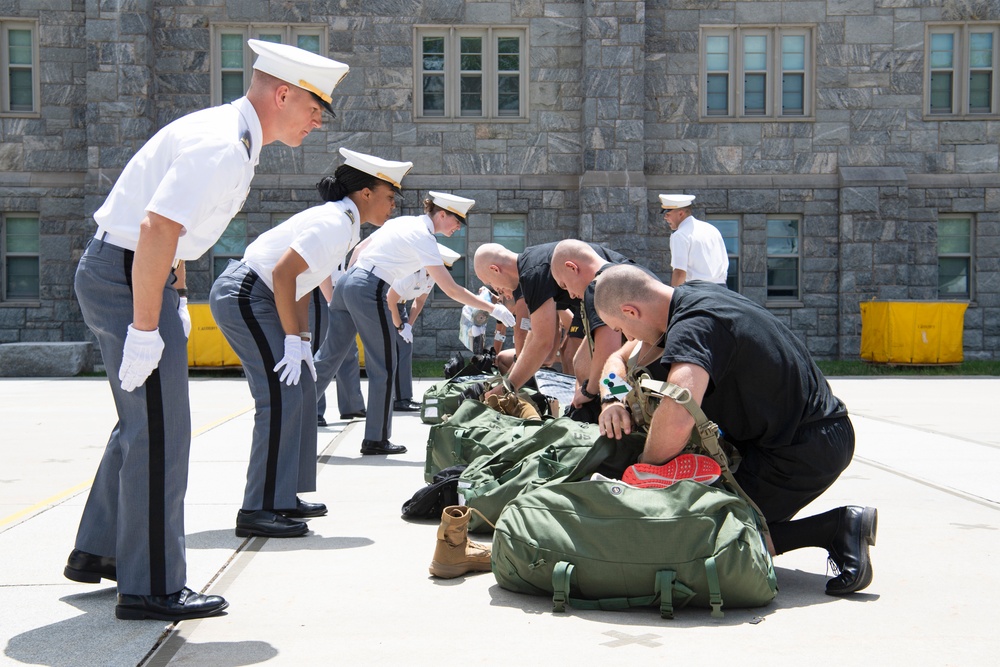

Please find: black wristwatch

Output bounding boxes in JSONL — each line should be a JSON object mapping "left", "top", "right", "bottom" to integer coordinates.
{"left": 396, "top": 323, "right": 405, "bottom": 331}
{"left": 580, "top": 380, "right": 598, "bottom": 400}
{"left": 601, "top": 395, "right": 624, "bottom": 406}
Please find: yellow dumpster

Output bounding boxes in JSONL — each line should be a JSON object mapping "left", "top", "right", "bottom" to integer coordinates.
{"left": 860, "top": 300, "right": 968, "bottom": 364}
{"left": 187, "top": 303, "right": 241, "bottom": 367}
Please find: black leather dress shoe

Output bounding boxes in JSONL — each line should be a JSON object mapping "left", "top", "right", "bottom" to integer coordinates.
{"left": 360, "top": 438, "right": 408, "bottom": 455}
{"left": 278, "top": 497, "right": 328, "bottom": 518}
{"left": 64, "top": 549, "right": 117, "bottom": 583}
{"left": 317, "top": 415, "right": 328, "bottom": 427}
{"left": 340, "top": 410, "right": 366, "bottom": 419}
{"left": 826, "top": 505, "right": 878, "bottom": 596}
{"left": 116, "top": 587, "right": 229, "bottom": 621}
{"left": 393, "top": 400, "right": 421, "bottom": 412}
{"left": 235, "top": 509, "right": 308, "bottom": 538}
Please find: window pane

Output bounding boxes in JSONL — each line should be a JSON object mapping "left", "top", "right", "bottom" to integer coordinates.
{"left": 706, "top": 36, "right": 729, "bottom": 71}
{"left": 435, "top": 227, "right": 467, "bottom": 296}
{"left": 766, "top": 257, "right": 798, "bottom": 299}
{"left": 297, "top": 35, "right": 320, "bottom": 54}
{"left": 213, "top": 258, "right": 230, "bottom": 282}
{"left": 782, "top": 73, "right": 804, "bottom": 115}
{"left": 8, "top": 29, "right": 32, "bottom": 65}
{"left": 930, "top": 72, "right": 953, "bottom": 112}
{"left": 8, "top": 68, "right": 32, "bottom": 110}
{"left": 220, "top": 34, "right": 244, "bottom": 68}
{"left": 423, "top": 74, "right": 445, "bottom": 115}
{"left": 493, "top": 218, "right": 526, "bottom": 254}
{"left": 497, "top": 74, "right": 519, "bottom": 116}
{"left": 930, "top": 33, "right": 954, "bottom": 68}
{"left": 767, "top": 218, "right": 799, "bottom": 255}
{"left": 708, "top": 219, "right": 739, "bottom": 255}
{"left": 257, "top": 33, "right": 282, "bottom": 44}
{"left": 938, "top": 257, "right": 969, "bottom": 296}
{"left": 423, "top": 37, "right": 445, "bottom": 71}
{"left": 706, "top": 73, "right": 729, "bottom": 115}
{"left": 5, "top": 257, "right": 39, "bottom": 299}
{"left": 498, "top": 37, "right": 519, "bottom": 71}
{"left": 212, "top": 218, "right": 247, "bottom": 255}
{"left": 726, "top": 258, "right": 739, "bottom": 292}
{"left": 460, "top": 74, "right": 482, "bottom": 115}
{"left": 6, "top": 217, "right": 39, "bottom": 252}
{"left": 461, "top": 53, "right": 482, "bottom": 71}
{"left": 744, "top": 73, "right": 766, "bottom": 115}
{"left": 460, "top": 37, "right": 482, "bottom": 71}
{"left": 221, "top": 71, "right": 244, "bottom": 103}
{"left": 969, "top": 32, "right": 993, "bottom": 68}
{"left": 970, "top": 71, "right": 992, "bottom": 112}
{"left": 743, "top": 35, "right": 767, "bottom": 71}
{"left": 781, "top": 35, "right": 805, "bottom": 70}
{"left": 939, "top": 218, "right": 971, "bottom": 254}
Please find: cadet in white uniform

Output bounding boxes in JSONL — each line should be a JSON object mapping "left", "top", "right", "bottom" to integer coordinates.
{"left": 66, "top": 40, "right": 349, "bottom": 621}
{"left": 210, "top": 148, "right": 412, "bottom": 538}
{"left": 388, "top": 244, "right": 461, "bottom": 411}
{"left": 316, "top": 192, "right": 515, "bottom": 454}
{"left": 661, "top": 194, "right": 729, "bottom": 286}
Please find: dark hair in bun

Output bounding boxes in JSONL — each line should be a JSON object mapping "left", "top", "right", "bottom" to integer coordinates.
{"left": 316, "top": 164, "right": 392, "bottom": 202}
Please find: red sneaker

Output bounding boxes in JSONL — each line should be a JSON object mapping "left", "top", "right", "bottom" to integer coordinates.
{"left": 622, "top": 454, "right": 722, "bottom": 489}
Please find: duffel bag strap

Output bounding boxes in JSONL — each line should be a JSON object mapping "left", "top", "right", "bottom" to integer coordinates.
{"left": 704, "top": 556, "right": 724, "bottom": 619}
{"left": 639, "top": 379, "right": 771, "bottom": 541}
{"left": 551, "top": 562, "right": 697, "bottom": 618}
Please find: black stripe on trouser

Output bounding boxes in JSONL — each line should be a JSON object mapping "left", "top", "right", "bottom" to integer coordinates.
{"left": 393, "top": 302, "right": 406, "bottom": 399}
{"left": 311, "top": 288, "right": 324, "bottom": 355}
{"left": 236, "top": 269, "right": 282, "bottom": 509}
{"left": 375, "top": 279, "right": 395, "bottom": 440}
{"left": 123, "top": 249, "right": 169, "bottom": 595}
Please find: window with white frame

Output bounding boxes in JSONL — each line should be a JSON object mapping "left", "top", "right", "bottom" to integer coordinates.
{"left": 766, "top": 216, "right": 800, "bottom": 301}
{"left": 706, "top": 216, "right": 740, "bottom": 292}
{"left": 701, "top": 26, "right": 813, "bottom": 120}
{"left": 1, "top": 20, "right": 38, "bottom": 114}
{"left": 2, "top": 213, "right": 39, "bottom": 300}
{"left": 938, "top": 215, "right": 973, "bottom": 299}
{"left": 492, "top": 216, "right": 526, "bottom": 254}
{"left": 416, "top": 27, "right": 527, "bottom": 120}
{"left": 211, "top": 216, "right": 249, "bottom": 282}
{"left": 212, "top": 25, "right": 327, "bottom": 105}
{"left": 927, "top": 24, "right": 998, "bottom": 116}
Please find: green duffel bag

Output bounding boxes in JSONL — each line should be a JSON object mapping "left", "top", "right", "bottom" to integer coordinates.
{"left": 420, "top": 375, "right": 494, "bottom": 424}
{"left": 458, "top": 418, "right": 644, "bottom": 534}
{"left": 492, "top": 479, "right": 778, "bottom": 619}
{"left": 423, "top": 399, "right": 546, "bottom": 483}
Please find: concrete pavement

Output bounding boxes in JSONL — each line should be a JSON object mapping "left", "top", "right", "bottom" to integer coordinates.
{"left": 1, "top": 375, "right": 999, "bottom": 666}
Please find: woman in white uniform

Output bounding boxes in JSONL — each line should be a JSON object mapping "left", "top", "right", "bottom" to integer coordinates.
{"left": 316, "top": 192, "right": 515, "bottom": 455}
{"left": 210, "top": 148, "right": 412, "bottom": 538}
{"left": 388, "top": 244, "right": 461, "bottom": 411}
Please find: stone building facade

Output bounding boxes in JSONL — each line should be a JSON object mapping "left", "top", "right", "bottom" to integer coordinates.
{"left": 1, "top": 0, "right": 997, "bottom": 365}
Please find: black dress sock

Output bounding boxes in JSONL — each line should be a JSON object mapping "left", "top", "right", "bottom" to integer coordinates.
{"left": 769, "top": 507, "right": 842, "bottom": 555}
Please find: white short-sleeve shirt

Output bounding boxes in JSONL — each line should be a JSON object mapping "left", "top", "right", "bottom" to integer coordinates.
{"left": 392, "top": 270, "right": 436, "bottom": 301}
{"left": 356, "top": 214, "right": 444, "bottom": 283}
{"left": 243, "top": 199, "right": 361, "bottom": 300}
{"left": 93, "top": 97, "right": 263, "bottom": 261}
{"left": 669, "top": 215, "right": 729, "bottom": 284}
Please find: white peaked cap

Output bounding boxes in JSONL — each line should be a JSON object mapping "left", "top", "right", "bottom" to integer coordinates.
{"left": 248, "top": 39, "right": 349, "bottom": 115}
{"left": 429, "top": 191, "right": 476, "bottom": 219}
{"left": 338, "top": 147, "right": 413, "bottom": 189}
{"left": 437, "top": 243, "right": 462, "bottom": 267}
{"left": 659, "top": 194, "right": 696, "bottom": 209}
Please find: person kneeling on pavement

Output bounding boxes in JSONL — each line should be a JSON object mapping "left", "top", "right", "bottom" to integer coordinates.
{"left": 593, "top": 264, "right": 877, "bottom": 596}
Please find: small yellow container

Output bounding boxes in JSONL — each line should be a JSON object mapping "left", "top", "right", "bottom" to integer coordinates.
{"left": 186, "top": 303, "right": 241, "bottom": 367}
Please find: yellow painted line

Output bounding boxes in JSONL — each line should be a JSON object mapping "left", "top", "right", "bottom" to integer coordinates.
{"left": 0, "top": 405, "right": 253, "bottom": 528}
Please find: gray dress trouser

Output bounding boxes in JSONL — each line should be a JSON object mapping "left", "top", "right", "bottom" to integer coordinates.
{"left": 314, "top": 265, "right": 397, "bottom": 442}
{"left": 210, "top": 261, "right": 317, "bottom": 511}
{"left": 310, "top": 288, "right": 366, "bottom": 419}
{"left": 73, "top": 237, "right": 190, "bottom": 596}
{"left": 393, "top": 301, "right": 413, "bottom": 403}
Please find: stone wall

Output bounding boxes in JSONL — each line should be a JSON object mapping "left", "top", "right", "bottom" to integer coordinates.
{"left": 1, "top": 1, "right": 998, "bottom": 364}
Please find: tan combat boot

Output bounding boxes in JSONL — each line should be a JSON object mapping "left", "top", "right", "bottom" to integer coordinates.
{"left": 428, "top": 505, "right": 493, "bottom": 578}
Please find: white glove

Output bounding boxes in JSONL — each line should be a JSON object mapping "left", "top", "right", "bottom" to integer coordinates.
{"left": 119, "top": 325, "right": 165, "bottom": 392}
{"left": 398, "top": 323, "right": 413, "bottom": 344}
{"left": 491, "top": 304, "right": 516, "bottom": 328}
{"left": 273, "top": 334, "right": 303, "bottom": 386}
{"left": 177, "top": 297, "right": 191, "bottom": 338}
{"left": 301, "top": 339, "right": 318, "bottom": 382}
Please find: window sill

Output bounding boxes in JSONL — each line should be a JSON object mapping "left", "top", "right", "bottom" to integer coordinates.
{"left": 699, "top": 116, "right": 814, "bottom": 123}
{"left": 765, "top": 300, "right": 804, "bottom": 309}
{"left": 0, "top": 111, "right": 41, "bottom": 119}
{"left": 0, "top": 301, "right": 41, "bottom": 308}
{"left": 415, "top": 116, "right": 529, "bottom": 124}
{"left": 922, "top": 113, "right": 999, "bottom": 122}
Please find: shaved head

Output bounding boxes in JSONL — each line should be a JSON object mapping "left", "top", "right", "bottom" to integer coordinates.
{"left": 594, "top": 264, "right": 660, "bottom": 320}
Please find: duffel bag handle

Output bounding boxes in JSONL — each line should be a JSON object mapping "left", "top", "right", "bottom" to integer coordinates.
{"left": 551, "top": 562, "right": 696, "bottom": 618}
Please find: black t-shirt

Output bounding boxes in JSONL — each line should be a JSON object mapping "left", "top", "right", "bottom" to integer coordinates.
{"left": 660, "top": 282, "right": 846, "bottom": 452}
{"left": 516, "top": 242, "right": 627, "bottom": 314}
